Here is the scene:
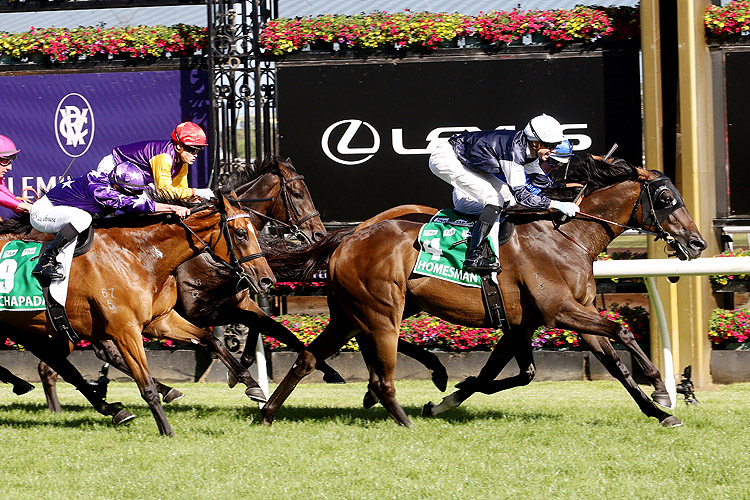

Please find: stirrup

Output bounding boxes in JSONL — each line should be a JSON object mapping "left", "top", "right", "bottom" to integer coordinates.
{"left": 32, "top": 261, "right": 64, "bottom": 281}
{"left": 463, "top": 256, "right": 501, "bottom": 274}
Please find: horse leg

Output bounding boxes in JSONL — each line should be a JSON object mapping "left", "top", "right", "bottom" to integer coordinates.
{"left": 110, "top": 334, "right": 173, "bottom": 436}
{"left": 584, "top": 327, "right": 671, "bottom": 408}
{"left": 360, "top": 331, "right": 411, "bottom": 427}
{"left": 585, "top": 336, "right": 681, "bottom": 427}
{"left": 424, "top": 328, "right": 533, "bottom": 417}
{"left": 0, "top": 363, "right": 35, "bottom": 395}
{"left": 37, "top": 361, "right": 62, "bottom": 412}
{"left": 230, "top": 300, "right": 345, "bottom": 384}
{"left": 92, "top": 340, "right": 183, "bottom": 403}
{"left": 30, "top": 348, "right": 135, "bottom": 425}
{"left": 396, "top": 339, "right": 448, "bottom": 391}
{"left": 261, "top": 310, "right": 358, "bottom": 425}
{"left": 143, "top": 310, "right": 266, "bottom": 402}
{"left": 553, "top": 303, "right": 679, "bottom": 426}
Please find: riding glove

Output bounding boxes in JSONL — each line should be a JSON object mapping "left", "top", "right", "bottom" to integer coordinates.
{"left": 550, "top": 200, "right": 580, "bottom": 217}
{"left": 194, "top": 187, "right": 215, "bottom": 200}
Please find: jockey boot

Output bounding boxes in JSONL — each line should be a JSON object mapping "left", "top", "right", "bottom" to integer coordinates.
{"left": 463, "top": 204, "right": 501, "bottom": 274}
{"left": 32, "top": 223, "right": 80, "bottom": 281}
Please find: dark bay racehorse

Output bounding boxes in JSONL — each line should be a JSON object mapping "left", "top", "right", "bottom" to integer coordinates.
{"left": 0, "top": 193, "right": 274, "bottom": 436}
{"left": 34, "top": 156, "right": 343, "bottom": 412}
{"left": 260, "top": 156, "right": 707, "bottom": 427}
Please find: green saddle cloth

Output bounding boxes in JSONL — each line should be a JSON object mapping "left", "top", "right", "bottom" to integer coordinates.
{"left": 413, "top": 209, "right": 495, "bottom": 288}
{"left": 0, "top": 240, "right": 45, "bottom": 311}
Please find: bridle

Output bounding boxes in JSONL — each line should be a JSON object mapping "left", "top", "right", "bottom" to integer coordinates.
{"left": 177, "top": 205, "right": 266, "bottom": 293}
{"left": 238, "top": 166, "right": 321, "bottom": 244}
{"left": 554, "top": 171, "right": 687, "bottom": 260}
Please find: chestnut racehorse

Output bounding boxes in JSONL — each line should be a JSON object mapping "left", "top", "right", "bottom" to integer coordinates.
{"left": 0, "top": 193, "right": 274, "bottom": 436}
{"left": 260, "top": 155, "right": 707, "bottom": 427}
{"left": 34, "top": 156, "right": 344, "bottom": 412}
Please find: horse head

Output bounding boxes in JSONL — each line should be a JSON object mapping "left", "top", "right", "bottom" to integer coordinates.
{"left": 633, "top": 168, "right": 707, "bottom": 260}
{"left": 223, "top": 156, "right": 326, "bottom": 244}
{"left": 186, "top": 192, "right": 276, "bottom": 294}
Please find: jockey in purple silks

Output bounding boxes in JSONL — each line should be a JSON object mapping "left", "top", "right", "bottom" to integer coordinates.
{"left": 0, "top": 135, "right": 32, "bottom": 215}
{"left": 95, "top": 121, "right": 213, "bottom": 201}
{"left": 428, "top": 114, "right": 580, "bottom": 274}
{"left": 30, "top": 161, "right": 190, "bottom": 282}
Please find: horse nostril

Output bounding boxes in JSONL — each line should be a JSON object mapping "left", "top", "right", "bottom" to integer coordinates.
{"left": 260, "top": 277, "right": 275, "bottom": 291}
{"left": 691, "top": 238, "right": 707, "bottom": 251}
{"left": 313, "top": 232, "right": 325, "bottom": 241}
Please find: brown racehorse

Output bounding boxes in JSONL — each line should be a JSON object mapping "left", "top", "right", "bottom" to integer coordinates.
{"left": 260, "top": 155, "right": 707, "bottom": 427}
{"left": 34, "top": 156, "right": 344, "bottom": 412}
{"left": 0, "top": 193, "right": 275, "bottom": 435}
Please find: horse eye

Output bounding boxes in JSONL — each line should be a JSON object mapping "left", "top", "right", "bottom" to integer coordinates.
{"left": 657, "top": 190, "right": 675, "bottom": 206}
{"left": 236, "top": 228, "right": 248, "bottom": 240}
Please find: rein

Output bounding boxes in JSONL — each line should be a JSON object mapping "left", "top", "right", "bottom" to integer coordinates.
{"left": 177, "top": 207, "right": 266, "bottom": 291}
{"left": 236, "top": 169, "right": 320, "bottom": 243}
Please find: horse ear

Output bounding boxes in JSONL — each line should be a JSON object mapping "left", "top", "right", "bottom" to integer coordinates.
{"left": 635, "top": 167, "right": 652, "bottom": 181}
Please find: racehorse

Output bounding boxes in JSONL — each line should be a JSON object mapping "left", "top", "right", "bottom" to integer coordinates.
{"left": 259, "top": 155, "right": 707, "bottom": 427}
{"left": 34, "top": 156, "right": 344, "bottom": 413}
{"left": 0, "top": 192, "right": 274, "bottom": 436}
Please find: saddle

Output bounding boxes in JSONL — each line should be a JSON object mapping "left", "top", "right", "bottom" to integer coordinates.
{"left": 413, "top": 209, "right": 512, "bottom": 332}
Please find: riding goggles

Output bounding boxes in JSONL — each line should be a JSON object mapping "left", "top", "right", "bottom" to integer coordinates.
{"left": 181, "top": 144, "right": 204, "bottom": 155}
{"left": 0, "top": 154, "right": 17, "bottom": 165}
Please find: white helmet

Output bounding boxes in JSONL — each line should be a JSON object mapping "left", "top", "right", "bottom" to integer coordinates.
{"left": 523, "top": 114, "right": 565, "bottom": 144}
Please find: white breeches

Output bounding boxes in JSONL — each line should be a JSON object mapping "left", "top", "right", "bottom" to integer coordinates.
{"left": 428, "top": 140, "right": 514, "bottom": 215}
{"left": 30, "top": 196, "right": 93, "bottom": 234}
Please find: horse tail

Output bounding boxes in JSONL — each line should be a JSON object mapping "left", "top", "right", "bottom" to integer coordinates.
{"left": 263, "top": 227, "right": 355, "bottom": 281}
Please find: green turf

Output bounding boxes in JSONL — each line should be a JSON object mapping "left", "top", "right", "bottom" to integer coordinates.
{"left": 1, "top": 380, "right": 748, "bottom": 500}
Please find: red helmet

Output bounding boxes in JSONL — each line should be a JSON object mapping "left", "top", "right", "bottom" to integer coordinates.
{"left": 171, "top": 122, "right": 207, "bottom": 147}
{"left": 0, "top": 135, "right": 20, "bottom": 157}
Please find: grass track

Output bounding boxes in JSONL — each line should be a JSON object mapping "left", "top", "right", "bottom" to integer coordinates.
{"left": 1, "top": 380, "right": 749, "bottom": 500}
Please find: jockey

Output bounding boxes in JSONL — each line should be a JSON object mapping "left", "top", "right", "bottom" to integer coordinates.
{"left": 428, "top": 114, "right": 580, "bottom": 274}
{"left": 30, "top": 161, "right": 191, "bottom": 282}
{"left": 95, "top": 121, "right": 214, "bottom": 201}
{"left": 0, "top": 135, "right": 32, "bottom": 214}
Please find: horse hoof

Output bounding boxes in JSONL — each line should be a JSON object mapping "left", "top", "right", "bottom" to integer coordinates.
{"left": 112, "top": 409, "right": 136, "bottom": 425}
{"left": 421, "top": 402, "right": 435, "bottom": 417}
{"left": 260, "top": 409, "right": 274, "bottom": 426}
{"left": 660, "top": 415, "right": 683, "bottom": 428}
{"left": 227, "top": 371, "right": 238, "bottom": 389}
{"left": 363, "top": 391, "right": 379, "bottom": 409}
{"left": 245, "top": 387, "right": 268, "bottom": 403}
{"left": 12, "top": 381, "right": 35, "bottom": 395}
{"left": 162, "top": 388, "right": 185, "bottom": 404}
{"left": 652, "top": 391, "right": 672, "bottom": 408}
{"left": 431, "top": 369, "right": 448, "bottom": 392}
{"left": 323, "top": 371, "right": 346, "bottom": 384}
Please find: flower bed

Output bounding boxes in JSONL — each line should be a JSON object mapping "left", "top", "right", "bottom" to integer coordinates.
{"left": 0, "top": 24, "right": 206, "bottom": 62}
{"left": 709, "top": 307, "right": 750, "bottom": 349}
{"left": 259, "top": 6, "right": 639, "bottom": 55}
{"left": 709, "top": 248, "right": 750, "bottom": 287}
{"left": 705, "top": 1, "right": 750, "bottom": 40}
{"left": 265, "top": 303, "right": 649, "bottom": 352}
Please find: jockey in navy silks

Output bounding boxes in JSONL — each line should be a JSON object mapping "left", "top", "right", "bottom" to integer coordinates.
{"left": 30, "top": 162, "right": 190, "bottom": 282}
{"left": 428, "top": 114, "right": 580, "bottom": 274}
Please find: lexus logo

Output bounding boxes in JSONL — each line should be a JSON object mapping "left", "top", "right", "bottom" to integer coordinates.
{"left": 321, "top": 119, "right": 380, "bottom": 165}
{"left": 55, "top": 92, "right": 95, "bottom": 158}
{"left": 321, "top": 119, "right": 592, "bottom": 165}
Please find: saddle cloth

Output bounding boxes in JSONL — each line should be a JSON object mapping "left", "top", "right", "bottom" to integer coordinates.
{"left": 413, "top": 209, "right": 509, "bottom": 288}
{"left": 0, "top": 240, "right": 45, "bottom": 311}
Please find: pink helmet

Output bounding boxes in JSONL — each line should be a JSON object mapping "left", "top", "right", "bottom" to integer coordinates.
{"left": 0, "top": 135, "right": 20, "bottom": 158}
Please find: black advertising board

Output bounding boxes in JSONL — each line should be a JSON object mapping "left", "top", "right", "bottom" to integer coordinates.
{"left": 724, "top": 51, "right": 750, "bottom": 216}
{"left": 277, "top": 49, "right": 641, "bottom": 222}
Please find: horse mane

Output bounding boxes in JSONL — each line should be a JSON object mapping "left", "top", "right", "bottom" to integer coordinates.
{"left": 218, "top": 155, "right": 297, "bottom": 192}
{"left": 263, "top": 228, "right": 355, "bottom": 281}
{"left": 544, "top": 154, "right": 639, "bottom": 201}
